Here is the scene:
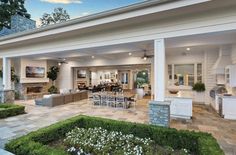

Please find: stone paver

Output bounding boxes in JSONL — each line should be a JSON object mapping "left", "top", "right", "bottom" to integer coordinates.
{"left": 0, "top": 100, "right": 235, "bottom": 155}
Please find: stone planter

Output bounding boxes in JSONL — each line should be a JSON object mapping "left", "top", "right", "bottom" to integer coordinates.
{"left": 193, "top": 91, "right": 205, "bottom": 104}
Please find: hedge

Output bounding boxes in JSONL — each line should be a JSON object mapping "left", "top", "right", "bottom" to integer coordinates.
{"left": 5, "top": 115, "right": 224, "bottom": 155}
{"left": 0, "top": 104, "right": 25, "bottom": 118}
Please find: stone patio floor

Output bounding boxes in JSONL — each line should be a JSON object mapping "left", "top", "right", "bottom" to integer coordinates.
{"left": 0, "top": 99, "right": 236, "bottom": 155}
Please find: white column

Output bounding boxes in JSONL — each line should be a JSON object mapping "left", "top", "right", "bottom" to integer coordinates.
{"left": 150, "top": 58, "right": 154, "bottom": 99}
{"left": 2, "top": 57, "right": 11, "bottom": 90}
{"left": 154, "top": 39, "right": 166, "bottom": 101}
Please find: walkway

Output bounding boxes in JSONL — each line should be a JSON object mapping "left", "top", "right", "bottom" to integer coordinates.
{"left": 0, "top": 100, "right": 235, "bottom": 155}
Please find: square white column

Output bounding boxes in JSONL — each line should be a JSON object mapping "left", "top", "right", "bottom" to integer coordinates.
{"left": 154, "top": 39, "right": 165, "bottom": 101}
{"left": 2, "top": 57, "right": 11, "bottom": 90}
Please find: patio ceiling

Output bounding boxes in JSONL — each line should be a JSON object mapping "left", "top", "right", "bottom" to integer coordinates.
{"left": 20, "top": 30, "right": 236, "bottom": 61}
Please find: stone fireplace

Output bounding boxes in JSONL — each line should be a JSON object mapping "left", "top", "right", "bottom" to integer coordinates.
{"left": 16, "top": 83, "right": 48, "bottom": 100}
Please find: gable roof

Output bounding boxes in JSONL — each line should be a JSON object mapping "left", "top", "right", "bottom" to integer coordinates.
{"left": 0, "top": 0, "right": 176, "bottom": 41}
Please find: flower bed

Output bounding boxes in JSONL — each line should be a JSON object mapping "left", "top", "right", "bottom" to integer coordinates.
{"left": 64, "top": 127, "right": 188, "bottom": 155}
{"left": 0, "top": 104, "right": 25, "bottom": 118}
{"left": 5, "top": 116, "right": 224, "bottom": 155}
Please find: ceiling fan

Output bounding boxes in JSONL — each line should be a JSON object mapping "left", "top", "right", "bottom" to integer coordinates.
{"left": 57, "top": 58, "right": 68, "bottom": 66}
{"left": 141, "top": 49, "right": 154, "bottom": 60}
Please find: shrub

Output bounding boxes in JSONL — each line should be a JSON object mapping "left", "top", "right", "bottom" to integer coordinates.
{"left": 192, "top": 82, "right": 206, "bottom": 92}
{"left": 5, "top": 115, "right": 224, "bottom": 155}
{"left": 0, "top": 104, "right": 25, "bottom": 118}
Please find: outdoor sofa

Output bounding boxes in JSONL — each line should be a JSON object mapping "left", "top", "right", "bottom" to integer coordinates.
{"left": 35, "top": 90, "right": 88, "bottom": 107}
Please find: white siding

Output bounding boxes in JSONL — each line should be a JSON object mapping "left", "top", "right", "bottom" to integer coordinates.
{"left": 204, "top": 50, "right": 218, "bottom": 104}
{"left": 231, "top": 44, "right": 236, "bottom": 64}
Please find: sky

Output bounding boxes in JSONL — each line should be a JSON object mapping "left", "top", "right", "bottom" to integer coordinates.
{"left": 25, "top": 0, "right": 144, "bottom": 26}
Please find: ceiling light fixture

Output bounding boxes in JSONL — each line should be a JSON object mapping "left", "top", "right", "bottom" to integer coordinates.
{"left": 143, "top": 56, "right": 147, "bottom": 60}
{"left": 58, "top": 62, "right": 62, "bottom": 66}
{"left": 186, "top": 47, "right": 191, "bottom": 51}
{"left": 129, "top": 52, "right": 132, "bottom": 56}
{"left": 91, "top": 56, "right": 95, "bottom": 59}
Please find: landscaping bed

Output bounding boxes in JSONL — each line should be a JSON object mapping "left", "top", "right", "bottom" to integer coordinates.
{"left": 0, "top": 104, "right": 25, "bottom": 118}
{"left": 5, "top": 115, "right": 224, "bottom": 155}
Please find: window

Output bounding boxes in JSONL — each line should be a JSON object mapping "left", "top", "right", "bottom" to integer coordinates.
{"left": 197, "top": 63, "right": 202, "bottom": 82}
{"left": 121, "top": 73, "right": 128, "bottom": 84}
{"left": 168, "top": 63, "right": 202, "bottom": 87}
{"left": 168, "top": 65, "right": 172, "bottom": 80}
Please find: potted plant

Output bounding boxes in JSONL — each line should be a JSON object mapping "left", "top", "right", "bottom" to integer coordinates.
{"left": 192, "top": 82, "right": 206, "bottom": 103}
{"left": 47, "top": 66, "right": 59, "bottom": 94}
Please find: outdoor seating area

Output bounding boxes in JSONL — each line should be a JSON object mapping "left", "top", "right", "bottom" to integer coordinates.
{"left": 35, "top": 90, "right": 88, "bottom": 107}
{"left": 92, "top": 91, "right": 138, "bottom": 109}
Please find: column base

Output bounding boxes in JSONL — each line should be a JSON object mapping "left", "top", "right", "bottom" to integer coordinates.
{"left": 149, "top": 100, "right": 170, "bottom": 127}
{"left": 0, "top": 90, "right": 15, "bottom": 104}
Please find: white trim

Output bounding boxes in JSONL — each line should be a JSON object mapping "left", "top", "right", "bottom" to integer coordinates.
{"left": 0, "top": 0, "right": 209, "bottom": 44}
{"left": 154, "top": 39, "right": 166, "bottom": 101}
{"left": 2, "top": 19, "right": 236, "bottom": 58}
{"left": 2, "top": 57, "right": 11, "bottom": 90}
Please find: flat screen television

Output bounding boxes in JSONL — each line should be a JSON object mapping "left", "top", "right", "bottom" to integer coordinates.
{"left": 26, "top": 66, "right": 45, "bottom": 78}
{"left": 77, "top": 70, "right": 86, "bottom": 78}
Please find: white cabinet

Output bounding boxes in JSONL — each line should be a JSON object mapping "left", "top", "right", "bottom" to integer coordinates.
{"left": 225, "top": 65, "right": 236, "bottom": 87}
{"left": 166, "top": 97, "right": 192, "bottom": 119}
{"left": 222, "top": 97, "right": 236, "bottom": 120}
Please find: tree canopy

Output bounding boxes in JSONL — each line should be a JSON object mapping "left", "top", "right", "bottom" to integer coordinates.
{"left": 0, "top": 0, "right": 30, "bottom": 29}
{"left": 40, "top": 7, "right": 70, "bottom": 26}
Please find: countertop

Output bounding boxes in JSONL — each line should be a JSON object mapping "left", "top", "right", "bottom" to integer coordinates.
{"left": 165, "top": 91, "right": 193, "bottom": 99}
{"left": 216, "top": 94, "right": 236, "bottom": 99}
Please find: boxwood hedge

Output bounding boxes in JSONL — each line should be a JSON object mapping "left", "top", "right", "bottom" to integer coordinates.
{"left": 0, "top": 104, "right": 25, "bottom": 118}
{"left": 5, "top": 115, "right": 224, "bottom": 155}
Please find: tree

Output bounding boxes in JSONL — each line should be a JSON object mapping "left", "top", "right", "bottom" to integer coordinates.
{"left": 0, "top": 0, "right": 30, "bottom": 29}
{"left": 0, "top": 67, "right": 19, "bottom": 83}
{"left": 47, "top": 66, "right": 59, "bottom": 94}
{"left": 40, "top": 7, "right": 70, "bottom": 26}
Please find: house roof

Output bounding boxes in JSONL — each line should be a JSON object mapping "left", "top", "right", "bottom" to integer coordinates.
{"left": 0, "top": 0, "right": 177, "bottom": 41}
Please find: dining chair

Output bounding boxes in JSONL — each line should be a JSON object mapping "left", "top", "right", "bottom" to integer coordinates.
{"left": 107, "top": 95, "right": 116, "bottom": 107}
{"left": 130, "top": 94, "right": 138, "bottom": 110}
{"left": 115, "top": 95, "right": 125, "bottom": 108}
{"left": 93, "top": 93, "right": 100, "bottom": 106}
{"left": 100, "top": 94, "right": 107, "bottom": 106}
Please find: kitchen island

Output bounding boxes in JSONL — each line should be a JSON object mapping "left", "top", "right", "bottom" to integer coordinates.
{"left": 217, "top": 95, "right": 236, "bottom": 120}
{"left": 165, "top": 91, "right": 193, "bottom": 119}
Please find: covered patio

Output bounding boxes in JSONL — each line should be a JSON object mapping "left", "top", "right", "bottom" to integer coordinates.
{"left": 0, "top": 99, "right": 235, "bottom": 154}
{"left": 1, "top": 0, "right": 236, "bottom": 154}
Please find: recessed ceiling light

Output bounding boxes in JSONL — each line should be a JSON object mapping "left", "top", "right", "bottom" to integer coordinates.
{"left": 91, "top": 56, "right": 95, "bottom": 59}
{"left": 186, "top": 48, "right": 191, "bottom": 51}
{"left": 129, "top": 52, "right": 132, "bottom": 56}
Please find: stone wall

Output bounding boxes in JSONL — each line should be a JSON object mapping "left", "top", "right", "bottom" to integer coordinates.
{"left": 0, "top": 90, "right": 15, "bottom": 103}
{"left": 149, "top": 101, "right": 170, "bottom": 127}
